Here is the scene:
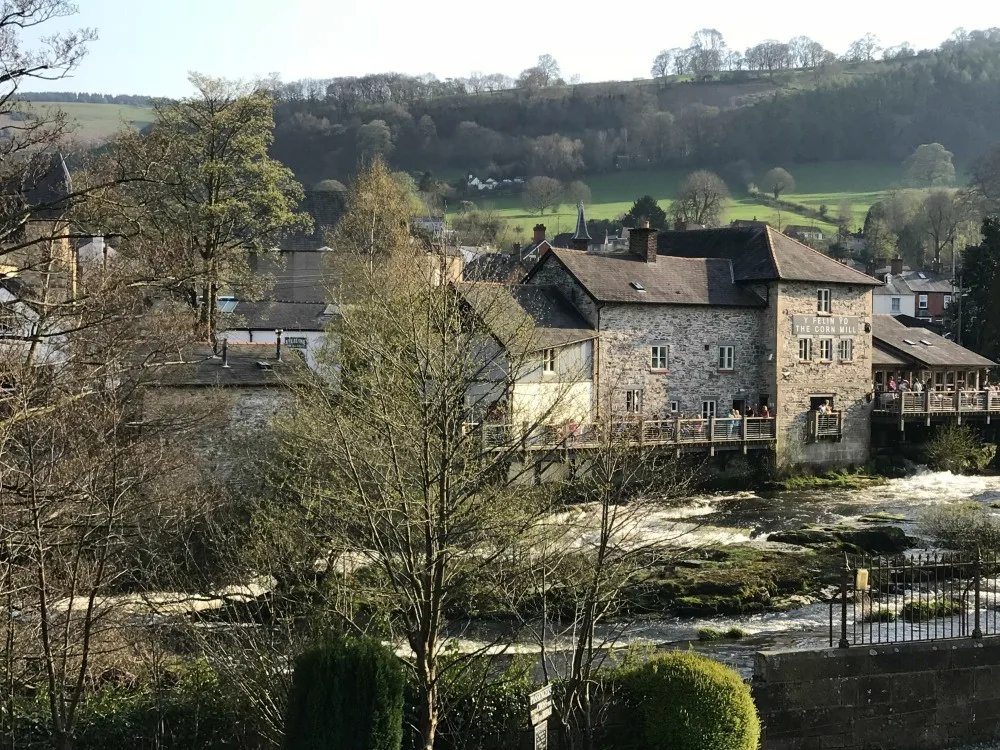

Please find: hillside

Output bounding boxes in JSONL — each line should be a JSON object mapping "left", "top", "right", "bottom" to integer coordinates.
{"left": 268, "top": 31, "right": 1000, "bottom": 196}
{"left": 0, "top": 101, "right": 154, "bottom": 142}
{"left": 450, "top": 161, "right": 905, "bottom": 235}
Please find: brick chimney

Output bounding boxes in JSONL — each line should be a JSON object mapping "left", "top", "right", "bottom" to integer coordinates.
{"left": 890, "top": 257, "right": 903, "bottom": 275}
{"left": 630, "top": 221, "right": 657, "bottom": 263}
{"left": 533, "top": 224, "right": 546, "bottom": 244}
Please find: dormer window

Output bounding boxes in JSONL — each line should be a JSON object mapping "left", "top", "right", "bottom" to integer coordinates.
{"left": 817, "top": 289, "right": 831, "bottom": 314}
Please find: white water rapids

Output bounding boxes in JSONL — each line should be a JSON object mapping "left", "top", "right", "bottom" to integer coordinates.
{"left": 450, "top": 470, "right": 1000, "bottom": 676}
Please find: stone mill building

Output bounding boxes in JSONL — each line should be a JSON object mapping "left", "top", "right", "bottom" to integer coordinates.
{"left": 519, "top": 213, "right": 882, "bottom": 468}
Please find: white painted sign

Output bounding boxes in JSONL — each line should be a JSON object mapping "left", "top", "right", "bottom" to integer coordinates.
{"left": 792, "top": 315, "right": 860, "bottom": 336}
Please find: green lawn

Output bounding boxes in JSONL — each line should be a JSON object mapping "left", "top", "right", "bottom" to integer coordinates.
{"left": 451, "top": 161, "right": 905, "bottom": 236}
{"left": 4, "top": 102, "right": 156, "bottom": 141}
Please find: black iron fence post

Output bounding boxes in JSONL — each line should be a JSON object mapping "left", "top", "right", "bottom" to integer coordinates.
{"left": 974, "top": 551, "right": 983, "bottom": 639}
{"left": 840, "top": 555, "right": 850, "bottom": 648}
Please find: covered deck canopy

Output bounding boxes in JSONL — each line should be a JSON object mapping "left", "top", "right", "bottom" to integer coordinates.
{"left": 872, "top": 315, "right": 997, "bottom": 391}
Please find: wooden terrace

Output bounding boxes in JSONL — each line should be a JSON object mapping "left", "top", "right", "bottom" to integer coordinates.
{"left": 467, "top": 417, "right": 777, "bottom": 456}
{"left": 873, "top": 390, "right": 1000, "bottom": 429}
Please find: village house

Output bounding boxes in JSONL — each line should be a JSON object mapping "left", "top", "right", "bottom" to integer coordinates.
{"left": 872, "top": 258, "right": 956, "bottom": 324}
{"left": 783, "top": 225, "right": 826, "bottom": 243}
{"left": 873, "top": 272, "right": 917, "bottom": 317}
{"left": 220, "top": 299, "right": 336, "bottom": 369}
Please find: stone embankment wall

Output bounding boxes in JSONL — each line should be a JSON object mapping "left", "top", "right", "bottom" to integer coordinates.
{"left": 754, "top": 638, "right": 1000, "bottom": 749}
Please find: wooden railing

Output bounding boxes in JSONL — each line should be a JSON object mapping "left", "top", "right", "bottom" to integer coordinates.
{"left": 874, "top": 390, "right": 1000, "bottom": 416}
{"left": 464, "top": 417, "right": 777, "bottom": 451}
{"left": 809, "top": 411, "right": 843, "bottom": 441}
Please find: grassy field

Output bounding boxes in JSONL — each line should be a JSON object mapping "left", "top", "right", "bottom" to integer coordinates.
{"left": 2, "top": 102, "right": 155, "bottom": 141}
{"left": 450, "top": 161, "right": 908, "bottom": 236}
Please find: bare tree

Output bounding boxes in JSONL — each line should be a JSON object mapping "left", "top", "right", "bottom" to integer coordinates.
{"left": 650, "top": 49, "right": 674, "bottom": 78}
{"left": 921, "top": 190, "right": 965, "bottom": 269}
{"left": 761, "top": 167, "right": 796, "bottom": 200}
{"left": 270, "top": 160, "right": 586, "bottom": 750}
{"left": 671, "top": 170, "right": 729, "bottom": 227}
{"left": 526, "top": 418, "right": 693, "bottom": 750}
{"left": 845, "top": 33, "right": 882, "bottom": 62}
{"left": 523, "top": 176, "right": 565, "bottom": 215}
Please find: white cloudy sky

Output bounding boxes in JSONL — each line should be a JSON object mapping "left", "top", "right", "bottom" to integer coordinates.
{"left": 25, "top": 0, "right": 997, "bottom": 95}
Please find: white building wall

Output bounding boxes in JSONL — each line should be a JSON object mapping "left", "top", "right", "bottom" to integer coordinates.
{"left": 873, "top": 294, "right": 916, "bottom": 317}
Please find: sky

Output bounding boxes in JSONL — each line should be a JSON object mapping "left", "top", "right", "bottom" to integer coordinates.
{"left": 24, "top": 0, "right": 1000, "bottom": 97}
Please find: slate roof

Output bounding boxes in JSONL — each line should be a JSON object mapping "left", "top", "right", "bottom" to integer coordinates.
{"left": 528, "top": 249, "right": 767, "bottom": 307}
{"left": 660, "top": 226, "right": 881, "bottom": 286}
{"left": 872, "top": 346, "right": 910, "bottom": 367}
{"left": 897, "top": 270, "right": 954, "bottom": 294}
{"left": 145, "top": 344, "right": 308, "bottom": 388}
{"left": 223, "top": 301, "right": 331, "bottom": 331}
{"left": 458, "top": 283, "right": 596, "bottom": 351}
{"left": 463, "top": 252, "right": 534, "bottom": 283}
{"left": 872, "top": 315, "right": 996, "bottom": 369}
{"left": 874, "top": 275, "right": 912, "bottom": 296}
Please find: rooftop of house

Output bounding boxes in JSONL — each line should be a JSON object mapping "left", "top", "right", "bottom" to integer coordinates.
{"left": 144, "top": 343, "right": 308, "bottom": 388}
{"left": 463, "top": 252, "right": 535, "bottom": 283}
{"left": 872, "top": 315, "right": 996, "bottom": 369}
{"left": 458, "top": 282, "right": 596, "bottom": 351}
{"left": 896, "top": 269, "right": 954, "bottom": 294}
{"left": 783, "top": 225, "right": 824, "bottom": 234}
{"left": 874, "top": 275, "right": 913, "bottom": 296}
{"left": 222, "top": 300, "right": 333, "bottom": 331}
{"left": 527, "top": 248, "right": 768, "bottom": 307}
{"left": 659, "top": 226, "right": 881, "bottom": 286}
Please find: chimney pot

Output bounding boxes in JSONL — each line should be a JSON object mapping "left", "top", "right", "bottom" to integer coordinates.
{"left": 533, "top": 224, "right": 546, "bottom": 244}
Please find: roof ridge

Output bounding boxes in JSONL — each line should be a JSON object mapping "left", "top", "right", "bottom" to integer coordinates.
{"left": 769, "top": 225, "right": 882, "bottom": 285}
{"left": 762, "top": 226, "right": 782, "bottom": 278}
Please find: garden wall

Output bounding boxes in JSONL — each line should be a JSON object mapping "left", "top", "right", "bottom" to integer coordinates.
{"left": 753, "top": 637, "right": 1000, "bottom": 749}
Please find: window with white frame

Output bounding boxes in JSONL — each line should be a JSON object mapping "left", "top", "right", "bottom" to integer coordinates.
{"left": 819, "top": 339, "right": 833, "bottom": 361}
{"left": 624, "top": 389, "right": 643, "bottom": 413}
{"left": 718, "top": 345, "right": 734, "bottom": 371}
{"left": 838, "top": 339, "right": 854, "bottom": 361}
{"left": 798, "top": 338, "right": 812, "bottom": 361}
{"left": 669, "top": 401, "right": 679, "bottom": 413}
{"left": 918, "top": 294, "right": 928, "bottom": 309}
{"left": 891, "top": 297, "right": 901, "bottom": 313}
{"left": 701, "top": 400, "right": 717, "bottom": 419}
{"left": 650, "top": 345, "right": 669, "bottom": 370}
{"left": 817, "top": 288, "right": 831, "bottom": 314}
{"left": 542, "top": 348, "right": 556, "bottom": 373}
{"left": 944, "top": 294, "right": 952, "bottom": 309}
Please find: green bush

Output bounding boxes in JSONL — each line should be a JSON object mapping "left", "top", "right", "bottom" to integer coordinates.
{"left": 860, "top": 608, "right": 897, "bottom": 623}
{"left": 919, "top": 503, "right": 1000, "bottom": 552}
{"left": 620, "top": 652, "right": 759, "bottom": 750}
{"left": 285, "top": 636, "right": 404, "bottom": 750}
{"left": 925, "top": 426, "right": 997, "bottom": 473}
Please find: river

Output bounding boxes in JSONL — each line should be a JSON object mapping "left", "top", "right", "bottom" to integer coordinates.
{"left": 451, "top": 470, "right": 1000, "bottom": 678}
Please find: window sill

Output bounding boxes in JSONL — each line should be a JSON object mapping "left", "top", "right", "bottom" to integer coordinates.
{"left": 718, "top": 369, "right": 735, "bottom": 374}
{"left": 649, "top": 369, "right": 670, "bottom": 374}
{"left": 816, "top": 311, "right": 831, "bottom": 317}
{"left": 838, "top": 360, "right": 854, "bottom": 364}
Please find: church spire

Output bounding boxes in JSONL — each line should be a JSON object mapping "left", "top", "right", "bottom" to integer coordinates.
{"left": 571, "top": 201, "right": 591, "bottom": 250}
